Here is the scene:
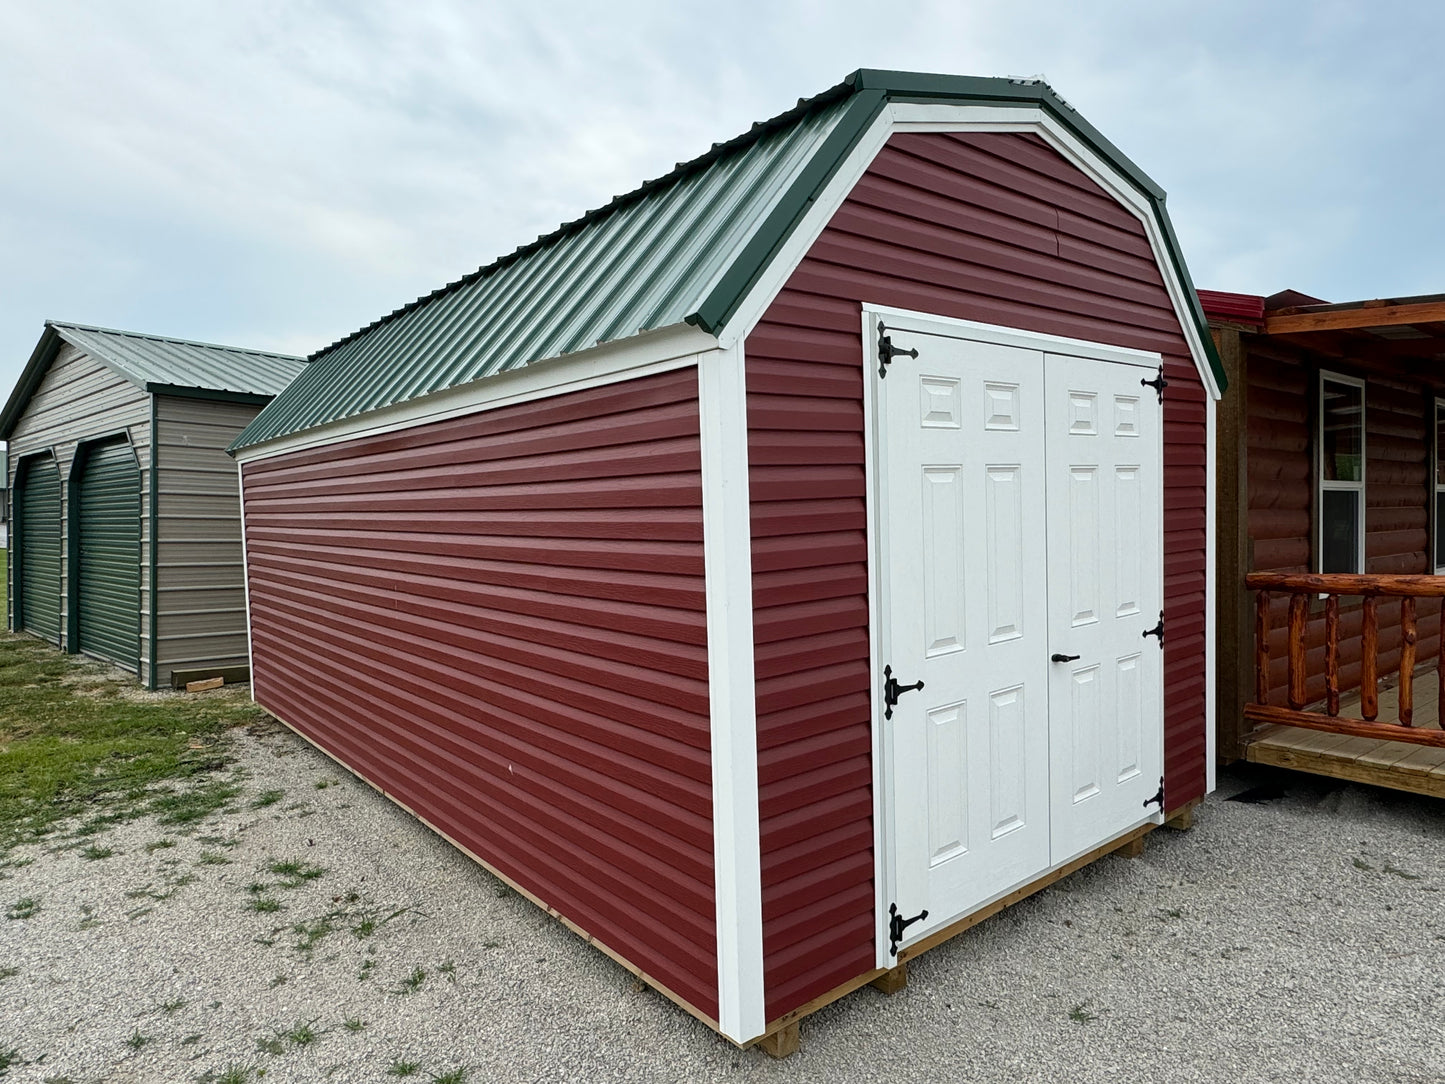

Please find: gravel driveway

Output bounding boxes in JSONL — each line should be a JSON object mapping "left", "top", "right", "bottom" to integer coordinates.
{"left": 3, "top": 716, "right": 1444, "bottom": 1083}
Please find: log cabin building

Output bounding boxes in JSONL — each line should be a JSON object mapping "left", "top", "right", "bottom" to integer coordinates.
{"left": 1205, "top": 288, "right": 1445, "bottom": 796}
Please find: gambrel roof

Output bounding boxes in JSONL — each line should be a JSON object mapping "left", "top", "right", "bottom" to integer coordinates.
{"left": 233, "top": 69, "right": 1224, "bottom": 453}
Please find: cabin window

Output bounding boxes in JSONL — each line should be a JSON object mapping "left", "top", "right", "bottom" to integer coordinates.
{"left": 1436, "top": 399, "right": 1445, "bottom": 573}
{"left": 1318, "top": 373, "right": 1365, "bottom": 574}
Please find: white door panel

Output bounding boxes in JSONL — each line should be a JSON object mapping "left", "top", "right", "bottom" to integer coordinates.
{"left": 880, "top": 331, "right": 1051, "bottom": 945}
{"left": 876, "top": 315, "right": 1165, "bottom": 957}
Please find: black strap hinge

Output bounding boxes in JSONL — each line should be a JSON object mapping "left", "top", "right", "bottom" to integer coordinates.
{"left": 1141, "top": 366, "right": 1168, "bottom": 403}
{"left": 877, "top": 322, "right": 919, "bottom": 379}
{"left": 1142, "top": 611, "right": 1164, "bottom": 648}
{"left": 1143, "top": 777, "right": 1164, "bottom": 810}
{"left": 889, "top": 902, "right": 929, "bottom": 956}
{"left": 883, "top": 664, "right": 924, "bottom": 720}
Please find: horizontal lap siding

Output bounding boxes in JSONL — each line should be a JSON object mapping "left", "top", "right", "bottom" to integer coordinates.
{"left": 749, "top": 132, "right": 1208, "bottom": 1021}
{"left": 1247, "top": 347, "right": 1437, "bottom": 701}
{"left": 242, "top": 369, "right": 718, "bottom": 1017}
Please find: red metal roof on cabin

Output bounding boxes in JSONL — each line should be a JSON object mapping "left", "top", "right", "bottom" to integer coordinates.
{"left": 1197, "top": 289, "right": 1266, "bottom": 323}
{"left": 748, "top": 130, "right": 1212, "bottom": 1024}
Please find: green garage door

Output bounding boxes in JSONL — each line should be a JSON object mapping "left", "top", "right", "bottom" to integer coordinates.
{"left": 77, "top": 440, "right": 142, "bottom": 671}
{"left": 17, "top": 455, "right": 62, "bottom": 643}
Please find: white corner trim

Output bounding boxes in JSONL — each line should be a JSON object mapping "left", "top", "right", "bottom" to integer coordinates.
{"left": 233, "top": 322, "right": 718, "bottom": 463}
{"left": 697, "top": 343, "right": 765, "bottom": 1043}
{"left": 236, "top": 458, "right": 257, "bottom": 706}
{"left": 1205, "top": 392, "right": 1217, "bottom": 793}
{"left": 719, "top": 101, "right": 1221, "bottom": 402}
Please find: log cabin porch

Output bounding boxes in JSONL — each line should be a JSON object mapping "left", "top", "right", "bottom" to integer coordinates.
{"left": 1206, "top": 288, "right": 1445, "bottom": 797}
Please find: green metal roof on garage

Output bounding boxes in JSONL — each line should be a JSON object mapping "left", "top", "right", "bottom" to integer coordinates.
{"left": 1, "top": 323, "right": 307, "bottom": 440}
{"left": 232, "top": 68, "right": 1224, "bottom": 453}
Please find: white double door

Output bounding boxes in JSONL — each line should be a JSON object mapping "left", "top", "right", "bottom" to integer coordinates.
{"left": 876, "top": 317, "right": 1163, "bottom": 950}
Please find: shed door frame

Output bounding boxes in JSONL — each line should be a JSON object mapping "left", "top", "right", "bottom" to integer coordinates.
{"left": 862, "top": 303, "right": 1168, "bottom": 968}
{"left": 14, "top": 450, "right": 64, "bottom": 642}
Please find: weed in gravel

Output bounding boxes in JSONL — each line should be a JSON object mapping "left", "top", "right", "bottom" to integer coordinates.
{"left": 1352, "top": 856, "right": 1375, "bottom": 871}
{"left": 198, "top": 851, "right": 231, "bottom": 866}
{"left": 43, "top": 1075, "right": 76, "bottom": 1084}
{"left": 1067, "top": 1002, "right": 1098, "bottom": 1024}
{"left": 169, "top": 871, "right": 199, "bottom": 889}
{"left": 492, "top": 885, "right": 510, "bottom": 899}
{"left": 342, "top": 1017, "right": 365, "bottom": 1033}
{"left": 268, "top": 973, "right": 289, "bottom": 989}
{"left": 246, "top": 897, "right": 283, "bottom": 914}
{"left": 0, "top": 966, "right": 17, "bottom": 982}
{"left": 181, "top": 1034, "right": 202, "bottom": 1046}
{"left": 158, "top": 998, "right": 187, "bottom": 1015}
{"left": 440, "top": 960, "right": 456, "bottom": 984}
{"left": 200, "top": 1064, "right": 257, "bottom": 1083}
{"left": 387, "top": 1060, "right": 422, "bottom": 1078}
{"left": 431, "top": 1070, "right": 469, "bottom": 1084}
{"left": 150, "top": 781, "right": 243, "bottom": 827}
{"left": 249, "top": 789, "right": 284, "bottom": 810}
{"left": 125, "top": 1029, "right": 150, "bottom": 1050}
{"left": 79, "top": 843, "right": 116, "bottom": 860}
{"left": 1383, "top": 862, "right": 1422, "bottom": 880}
{"left": 1157, "top": 907, "right": 1183, "bottom": 920}
{"left": 352, "top": 916, "right": 377, "bottom": 938}
{"left": 481, "top": 940, "right": 500, "bottom": 949}
{"left": 196, "top": 834, "right": 240, "bottom": 848}
{"left": 358, "top": 959, "right": 376, "bottom": 981}
{"left": 255, "top": 1035, "right": 285, "bottom": 1056}
{"left": 145, "top": 839, "right": 176, "bottom": 853}
{"left": 292, "top": 916, "right": 337, "bottom": 954}
{"left": 395, "top": 966, "right": 427, "bottom": 995}
{"left": 0, "top": 1045, "right": 25, "bottom": 1072}
{"left": 245, "top": 882, "right": 268, "bottom": 895}
{"left": 280, "top": 1019, "right": 322, "bottom": 1047}
{"left": 267, "top": 859, "right": 326, "bottom": 888}
{"left": 127, "top": 906, "right": 153, "bottom": 921}
{"left": 6, "top": 897, "right": 39, "bottom": 920}
{"left": 314, "top": 778, "right": 334, "bottom": 790}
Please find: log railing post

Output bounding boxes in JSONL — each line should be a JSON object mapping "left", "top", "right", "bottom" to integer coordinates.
{"left": 1400, "top": 596, "right": 1416, "bottom": 727}
{"left": 1360, "top": 596, "right": 1379, "bottom": 722}
{"left": 1324, "top": 594, "right": 1340, "bottom": 716}
{"left": 1255, "top": 590, "right": 1270, "bottom": 706}
{"left": 1287, "top": 592, "right": 1308, "bottom": 710}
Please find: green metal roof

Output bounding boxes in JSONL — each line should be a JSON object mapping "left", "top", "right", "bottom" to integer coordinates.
{"left": 1, "top": 322, "right": 307, "bottom": 440}
{"left": 233, "top": 69, "right": 1224, "bottom": 453}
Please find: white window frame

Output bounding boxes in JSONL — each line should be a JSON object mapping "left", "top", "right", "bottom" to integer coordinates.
{"left": 1435, "top": 398, "right": 1445, "bottom": 574}
{"left": 1317, "top": 370, "right": 1366, "bottom": 575}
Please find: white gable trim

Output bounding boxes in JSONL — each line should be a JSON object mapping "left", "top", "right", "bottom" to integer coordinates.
{"left": 231, "top": 321, "right": 718, "bottom": 463}
{"left": 717, "top": 101, "right": 1222, "bottom": 402}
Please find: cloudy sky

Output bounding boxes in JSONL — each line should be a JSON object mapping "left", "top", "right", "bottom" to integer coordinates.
{"left": 1, "top": 0, "right": 1441, "bottom": 391}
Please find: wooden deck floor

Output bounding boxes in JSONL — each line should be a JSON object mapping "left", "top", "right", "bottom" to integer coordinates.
{"left": 1245, "top": 679, "right": 1445, "bottom": 798}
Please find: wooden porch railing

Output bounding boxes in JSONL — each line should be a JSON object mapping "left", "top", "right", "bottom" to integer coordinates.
{"left": 1244, "top": 572, "right": 1445, "bottom": 748}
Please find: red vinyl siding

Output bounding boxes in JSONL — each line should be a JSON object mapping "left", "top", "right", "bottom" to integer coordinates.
{"left": 748, "top": 131, "right": 1209, "bottom": 1021}
{"left": 241, "top": 369, "right": 719, "bottom": 1019}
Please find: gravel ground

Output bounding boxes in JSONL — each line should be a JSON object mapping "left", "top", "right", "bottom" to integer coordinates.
{"left": 3, "top": 716, "right": 1445, "bottom": 1084}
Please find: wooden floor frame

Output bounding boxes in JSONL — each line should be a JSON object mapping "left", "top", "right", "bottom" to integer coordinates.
{"left": 751, "top": 804, "right": 1196, "bottom": 1056}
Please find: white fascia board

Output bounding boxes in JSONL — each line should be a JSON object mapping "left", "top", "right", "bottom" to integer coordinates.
{"left": 232, "top": 322, "right": 718, "bottom": 463}
{"left": 697, "top": 342, "right": 765, "bottom": 1044}
{"left": 868, "top": 304, "right": 1163, "bottom": 369}
{"left": 718, "top": 101, "right": 1220, "bottom": 402}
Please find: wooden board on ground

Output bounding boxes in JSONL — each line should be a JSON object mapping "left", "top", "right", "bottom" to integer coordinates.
{"left": 185, "top": 676, "right": 224, "bottom": 693}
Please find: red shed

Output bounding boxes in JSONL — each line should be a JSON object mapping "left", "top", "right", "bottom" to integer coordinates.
{"left": 231, "top": 70, "right": 1225, "bottom": 1053}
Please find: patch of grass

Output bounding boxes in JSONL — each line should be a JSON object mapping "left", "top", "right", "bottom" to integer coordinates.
{"left": 249, "top": 789, "right": 284, "bottom": 810}
{"left": 6, "top": 897, "right": 39, "bottom": 921}
{"left": 245, "top": 897, "right": 283, "bottom": 915}
{"left": 125, "top": 1028, "right": 150, "bottom": 1050}
{"left": 358, "top": 959, "right": 376, "bottom": 981}
{"left": 197, "top": 851, "right": 231, "bottom": 866}
{"left": 314, "top": 778, "right": 334, "bottom": 790}
{"left": 0, "top": 966, "right": 18, "bottom": 982}
{"left": 431, "top": 1070, "right": 468, "bottom": 1084}
{"left": 196, "top": 834, "right": 240, "bottom": 849}
{"left": 351, "top": 916, "right": 377, "bottom": 938}
{"left": 439, "top": 960, "right": 456, "bottom": 984}
{"left": 266, "top": 859, "right": 326, "bottom": 888}
{"left": 395, "top": 966, "right": 427, "bottom": 995}
{"left": 144, "top": 839, "right": 176, "bottom": 853}
{"left": 158, "top": 997, "right": 187, "bottom": 1015}
{"left": 292, "top": 916, "right": 336, "bottom": 955}
{"left": 79, "top": 843, "right": 116, "bottom": 860}
{"left": 1067, "top": 1002, "right": 1098, "bottom": 1024}
{"left": 0, "top": 633, "right": 269, "bottom": 855}
{"left": 279, "top": 1019, "right": 321, "bottom": 1047}
{"left": 0, "top": 1045, "right": 21, "bottom": 1072}
{"left": 387, "top": 1060, "right": 422, "bottom": 1078}
{"left": 201, "top": 1066, "right": 256, "bottom": 1084}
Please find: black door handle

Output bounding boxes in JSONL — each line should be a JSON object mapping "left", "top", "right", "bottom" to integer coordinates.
{"left": 1051, "top": 653, "right": 1080, "bottom": 663}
